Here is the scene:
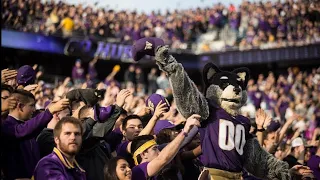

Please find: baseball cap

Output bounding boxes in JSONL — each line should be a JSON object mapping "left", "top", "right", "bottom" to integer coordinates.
{"left": 291, "top": 137, "right": 305, "bottom": 147}
{"left": 16, "top": 65, "right": 36, "bottom": 86}
{"left": 131, "top": 37, "right": 165, "bottom": 61}
{"left": 146, "top": 93, "right": 170, "bottom": 114}
{"left": 267, "top": 120, "right": 281, "bottom": 132}
{"left": 154, "top": 120, "right": 176, "bottom": 135}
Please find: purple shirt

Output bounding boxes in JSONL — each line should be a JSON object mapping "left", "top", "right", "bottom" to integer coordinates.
{"left": 72, "top": 66, "right": 85, "bottom": 80}
{"left": 199, "top": 100, "right": 253, "bottom": 172}
{"left": 116, "top": 141, "right": 135, "bottom": 168}
{"left": 307, "top": 155, "right": 320, "bottom": 179}
{"left": 33, "top": 148, "right": 86, "bottom": 180}
{"left": 1, "top": 110, "right": 53, "bottom": 179}
{"left": 132, "top": 162, "right": 156, "bottom": 180}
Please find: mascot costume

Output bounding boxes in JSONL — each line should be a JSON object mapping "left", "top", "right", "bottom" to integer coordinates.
{"left": 131, "top": 37, "right": 312, "bottom": 180}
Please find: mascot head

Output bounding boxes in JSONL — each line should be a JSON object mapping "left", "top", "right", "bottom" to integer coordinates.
{"left": 203, "top": 63, "right": 250, "bottom": 116}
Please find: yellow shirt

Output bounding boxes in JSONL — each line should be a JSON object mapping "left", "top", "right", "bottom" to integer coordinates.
{"left": 61, "top": 17, "right": 74, "bottom": 31}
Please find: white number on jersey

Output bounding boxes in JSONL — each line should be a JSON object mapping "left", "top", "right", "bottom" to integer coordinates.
{"left": 218, "top": 119, "right": 246, "bottom": 155}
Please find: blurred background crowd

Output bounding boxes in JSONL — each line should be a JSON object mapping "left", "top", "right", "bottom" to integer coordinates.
{"left": 2, "top": 0, "right": 319, "bottom": 52}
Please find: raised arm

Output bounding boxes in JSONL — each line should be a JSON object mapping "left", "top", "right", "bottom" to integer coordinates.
{"left": 277, "top": 114, "right": 296, "bottom": 144}
{"left": 243, "top": 137, "right": 291, "bottom": 180}
{"left": 146, "top": 114, "right": 201, "bottom": 177}
{"left": 154, "top": 46, "right": 209, "bottom": 121}
{"left": 2, "top": 99, "right": 69, "bottom": 138}
{"left": 138, "top": 102, "right": 167, "bottom": 136}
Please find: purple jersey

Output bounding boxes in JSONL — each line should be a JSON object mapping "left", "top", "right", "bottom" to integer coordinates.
{"left": 132, "top": 162, "right": 156, "bottom": 180}
{"left": 199, "top": 100, "right": 253, "bottom": 172}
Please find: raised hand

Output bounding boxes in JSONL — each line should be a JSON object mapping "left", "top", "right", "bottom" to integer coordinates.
{"left": 47, "top": 98, "right": 70, "bottom": 114}
{"left": 155, "top": 45, "right": 171, "bottom": 65}
{"left": 255, "top": 109, "right": 266, "bottom": 129}
{"left": 115, "top": 89, "right": 131, "bottom": 108}
{"left": 1, "top": 69, "right": 17, "bottom": 83}
{"left": 153, "top": 101, "right": 168, "bottom": 119}
{"left": 183, "top": 114, "right": 201, "bottom": 133}
{"left": 1, "top": 96, "right": 17, "bottom": 112}
{"left": 135, "top": 106, "right": 152, "bottom": 117}
{"left": 24, "top": 84, "right": 38, "bottom": 92}
{"left": 289, "top": 165, "right": 313, "bottom": 177}
{"left": 263, "top": 112, "right": 272, "bottom": 129}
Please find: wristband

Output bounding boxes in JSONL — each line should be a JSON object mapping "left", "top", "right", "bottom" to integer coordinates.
{"left": 257, "top": 128, "right": 265, "bottom": 132}
{"left": 181, "top": 131, "right": 188, "bottom": 137}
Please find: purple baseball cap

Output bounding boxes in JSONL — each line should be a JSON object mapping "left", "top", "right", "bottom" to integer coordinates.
{"left": 154, "top": 120, "right": 176, "bottom": 135}
{"left": 146, "top": 93, "right": 170, "bottom": 114}
{"left": 16, "top": 65, "right": 36, "bottom": 86}
{"left": 267, "top": 120, "right": 281, "bottom": 132}
{"left": 131, "top": 37, "right": 165, "bottom": 61}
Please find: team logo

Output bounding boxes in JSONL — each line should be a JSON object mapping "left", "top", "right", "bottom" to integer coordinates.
{"left": 148, "top": 99, "right": 154, "bottom": 111}
{"left": 144, "top": 41, "right": 152, "bottom": 50}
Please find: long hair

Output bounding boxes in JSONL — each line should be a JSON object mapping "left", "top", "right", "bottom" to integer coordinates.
{"left": 104, "top": 157, "right": 127, "bottom": 180}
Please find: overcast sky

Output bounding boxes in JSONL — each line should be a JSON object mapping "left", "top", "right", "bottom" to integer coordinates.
{"left": 47, "top": 0, "right": 259, "bottom": 14}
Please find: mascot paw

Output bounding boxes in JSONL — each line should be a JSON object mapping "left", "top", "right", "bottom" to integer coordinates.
{"left": 155, "top": 45, "right": 171, "bottom": 66}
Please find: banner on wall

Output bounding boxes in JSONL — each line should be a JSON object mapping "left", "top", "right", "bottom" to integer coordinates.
{"left": 2, "top": 30, "right": 320, "bottom": 67}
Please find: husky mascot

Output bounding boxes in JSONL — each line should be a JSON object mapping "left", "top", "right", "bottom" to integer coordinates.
{"left": 131, "top": 37, "right": 313, "bottom": 180}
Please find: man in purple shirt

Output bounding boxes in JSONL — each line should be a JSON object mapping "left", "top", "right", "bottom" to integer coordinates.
{"left": 33, "top": 117, "right": 86, "bottom": 180}
{"left": 1, "top": 89, "right": 69, "bottom": 179}
{"left": 131, "top": 114, "right": 201, "bottom": 180}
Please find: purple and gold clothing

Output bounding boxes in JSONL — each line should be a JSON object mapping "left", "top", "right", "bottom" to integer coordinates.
{"left": 1, "top": 110, "right": 53, "bottom": 179}
{"left": 132, "top": 162, "right": 156, "bottom": 180}
{"left": 199, "top": 100, "right": 253, "bottom": 172}
{"left": 33, "top": 147, "right": 86, "bottom": 180}
{"left": 116, "top": 141, "right": 135, "bottom": 168}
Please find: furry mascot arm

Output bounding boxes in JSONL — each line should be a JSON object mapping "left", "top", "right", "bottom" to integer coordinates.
{"left": 243, "top": 137, "right": 291, "bottom": 180}
{"left": 154, "top": 45, "right": 209, "bottom": 121}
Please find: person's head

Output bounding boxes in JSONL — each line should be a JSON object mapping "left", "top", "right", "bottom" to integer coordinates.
{"left": 54, "top": 117, "right": 83, "bottom": 156}
{"left": 154, "top": 120, "right": 179, "bottom": 144}
{"left": 10, "top": 89, "right": 36, "bottom": 120}
{"left": 151, "top": 68, "right": 157, "bottom": 74}
{"left": 71, "top": 100, "right": 85, "bottom": 118}
{"left": 274, "top": 142, "right": 287, "bottom": 159}
{"left": 75, "top": 60, "right": 82, "bottom": 68}
{"left": 57, "top": 107, "right": 72, "bottom": 120}
{"left": 121, "top": 115, "right": 143, "bottom": 141}
{"left": 78, "top": 105, "right": 94, "bottom": 120}
{"left": 263, "top": 130, "right": 277, "bottom": 147}
{"left": 131, "top": 135, "right": 159, "bottom": 165}
{"left": 129, "top": 65, "right": 135, "bottom": 72}
{"left": 1, "top": 83, "right": 13, "bottom": 104}
{"left": 156, "top": 128, "right": 178, "bottom": 144}
{"left": 104, "top": 157, "right": 132, "bottom": 180}
{"left": 291, "top": 137, "right": 305, "bottom": 157}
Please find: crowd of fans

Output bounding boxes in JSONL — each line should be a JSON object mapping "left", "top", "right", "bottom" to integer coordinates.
{"left": 1, "top": 58, "right": 319, "bottom": 179}
{"left": 2, "top": 0, "right": 320, "bottom": 51}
